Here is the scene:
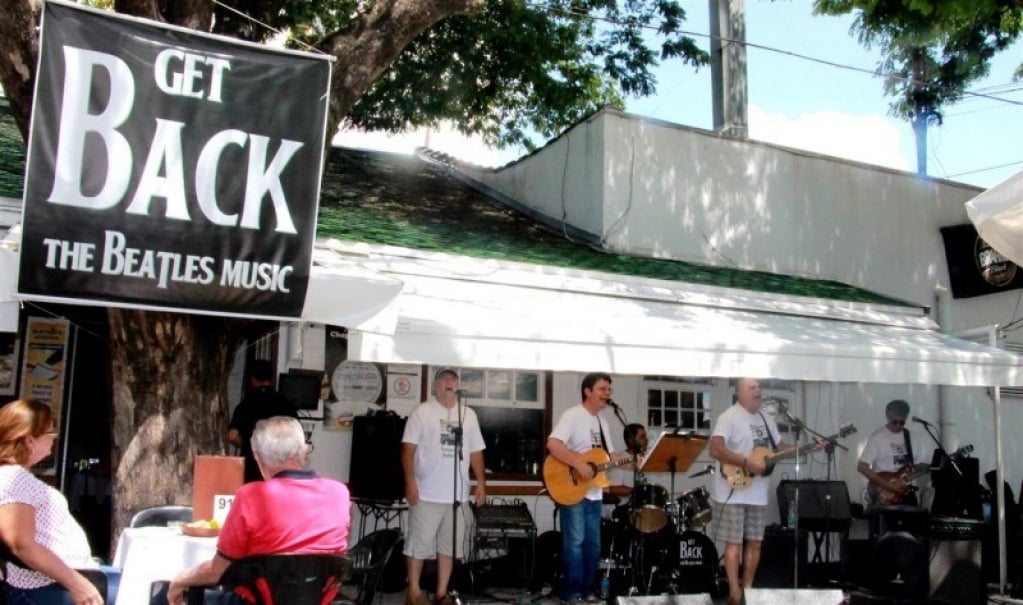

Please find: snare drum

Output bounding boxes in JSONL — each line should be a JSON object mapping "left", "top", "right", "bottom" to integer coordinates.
{"left": 678, "top": 486, "right": 712, "bottom": 529}
{"left": 631, "top": 483, "right": 669, "bottom": 533}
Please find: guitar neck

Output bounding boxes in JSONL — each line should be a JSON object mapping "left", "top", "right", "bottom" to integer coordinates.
{"left": 595, "top": 455, "right": 635, "bottom": 473}
{"left": 764, "top": 442, "right": 815, "bottom": 465}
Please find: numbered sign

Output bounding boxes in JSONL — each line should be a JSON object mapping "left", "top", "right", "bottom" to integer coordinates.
{"left": 213, "top": 494, "right": 235, "bottom": 525}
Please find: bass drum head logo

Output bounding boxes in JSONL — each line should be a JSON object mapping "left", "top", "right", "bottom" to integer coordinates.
{"left": 975, "top": 236, "right": 1017, "bottom": 287}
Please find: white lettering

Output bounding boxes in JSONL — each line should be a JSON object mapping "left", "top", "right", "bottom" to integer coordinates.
{"left": 242, "top": 136, "right": 302, "bottom": 234}
{"left": 42, "top": 238, "right": 95, "bottom": 272}
{"left": 125, "top": 119, "right": 189, "bottom": 220}
{"left": 48, "top": 47, "right": 135, "bottom": 209}
{"left": 153, "top": 48, "right": 232, "bottom": 102}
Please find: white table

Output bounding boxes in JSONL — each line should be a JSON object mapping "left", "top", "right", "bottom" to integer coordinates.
{"left": 112, "top": 526, "right": 218, "bottom": 605}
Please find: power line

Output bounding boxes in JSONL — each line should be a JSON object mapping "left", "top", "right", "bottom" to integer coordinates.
{"left": 945, "top": 160, "right": 1023, "bottom": 178}
{"left": 526, "top": 0, "right": 1023, "bottom": 108}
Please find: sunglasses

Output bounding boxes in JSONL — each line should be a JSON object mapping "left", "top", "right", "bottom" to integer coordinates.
{"left": 888, "top": 419, "right": 906, "bottom": 426}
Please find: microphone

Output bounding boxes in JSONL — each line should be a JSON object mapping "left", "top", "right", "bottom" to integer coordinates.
{"left": 911, "top": 416, "right": 931, "bottom": 426}
{"left": 607, "top": 399, "right": 621, "bottom": 410}
{"left": 455, "top": 389, "right": 466, "bottom": 395}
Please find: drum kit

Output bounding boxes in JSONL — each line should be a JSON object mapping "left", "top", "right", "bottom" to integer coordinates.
{"left": 581, "top": 431, "right": 720, "bottom": 598}
{"left": 600, "top": 482, "right": 720, "bottom": 596}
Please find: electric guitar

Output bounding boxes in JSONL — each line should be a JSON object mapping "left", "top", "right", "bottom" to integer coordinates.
{"left": 721, "top": 424, "right": 857, "bottom": 491}
{"left": 867, "top": 443, "right": 973, "bottom": 505}
{"left": 542, "top": 448, "right": 636, "bottom": 506}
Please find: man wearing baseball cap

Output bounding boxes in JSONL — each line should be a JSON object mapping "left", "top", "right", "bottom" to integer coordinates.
{"left": 402, "top": 367, "right": 487, "bottom": 605}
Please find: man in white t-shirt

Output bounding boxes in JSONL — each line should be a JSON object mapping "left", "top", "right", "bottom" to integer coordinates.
{"left": 709, "top": 378, "right": 795, "bottom": 605}
{"left": 402, "top": 368, "right": 487, "bottom": 605}
{"left": 547, "top": 372, "right": 628, "bottom": 603}
{"left": 857, "top": 399, "right": 930, "bottom": 506}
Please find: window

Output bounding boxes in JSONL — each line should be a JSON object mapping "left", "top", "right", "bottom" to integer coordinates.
{"left": 455, "top": 369, "right": 542, "bottom": 408}
{"left": 644, "top": 379, "right": 712, "bottom": 431}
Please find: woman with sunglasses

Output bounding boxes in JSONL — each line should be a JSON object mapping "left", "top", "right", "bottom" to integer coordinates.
{"left": 857, "top": 399, "right": 931, "bottom": 506}
{"left": 0, "top": 399, "right": 119, "bottom": 605}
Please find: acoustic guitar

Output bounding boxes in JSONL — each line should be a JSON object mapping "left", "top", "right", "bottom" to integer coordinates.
{"left": 720, "top": 424, "right": 857, "bottom": 491}
{"left": 542, "top": 448, "right": 636, "bottom": 506}
{"left": 867, "top": 443, "right": 973, "bottom": 505}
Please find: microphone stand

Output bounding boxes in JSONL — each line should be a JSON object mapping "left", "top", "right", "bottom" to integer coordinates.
{"left": 450, "top": 390, "right": 465, "bottom": 605}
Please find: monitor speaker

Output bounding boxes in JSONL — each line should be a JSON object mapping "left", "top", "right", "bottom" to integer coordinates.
{"left": 869, "top": 505, "right": 928, "bottom": 539}
{"left": 350, "top": 414, "right": 406, "bottom": 501}
{"left": 777, "top": 481, "right": 852, "bottom": 532}
{"left": 744, "top": 589, "right": 844, "bottom": 605}
{"left": 930, "top": 537, "right": 983, "bottom": 605}
{"left": 616, "top": 596, "right": 712, "bottom": 605}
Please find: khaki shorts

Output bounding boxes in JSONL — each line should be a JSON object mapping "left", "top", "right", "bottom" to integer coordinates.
{"left": 711, "top": 500, "right": 768, "bottom": 544}
{"left": 404, "top": 501, "right": 472, "bottom": 559}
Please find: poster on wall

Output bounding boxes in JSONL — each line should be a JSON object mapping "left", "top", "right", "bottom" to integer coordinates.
{"left": 385, "top": 364, "right": 422, "bottom": 417}
{"left": 19, "top": 317, "right": 70, "bottom": 473}
{"left": 326, "top": 360, "right": 384, "bottom": 431}
{"left": 0, "top": 334, "right": 19, "bottom": 397}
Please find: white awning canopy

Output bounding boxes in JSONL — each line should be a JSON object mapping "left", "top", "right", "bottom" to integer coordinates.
{"left": 966, "top": 170, "right": 1023, "bottom": 267}
{"left": 347, "top": 268, "right": 1023, "bottom": 387}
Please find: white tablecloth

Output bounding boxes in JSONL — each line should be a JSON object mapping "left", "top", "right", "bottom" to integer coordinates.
{"left": 112, "top": 526, "right": 218, "bottom": 605}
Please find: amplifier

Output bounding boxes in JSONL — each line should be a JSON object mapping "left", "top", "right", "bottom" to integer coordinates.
{"left": 929, "top": 516, "right": 984, "bottom": 540}
{"left": 473, "top": 501, "right": 536, "bottom": 538}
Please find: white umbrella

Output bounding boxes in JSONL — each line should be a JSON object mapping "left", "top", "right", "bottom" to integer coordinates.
{"left": 965, "top": 170, "right": 1023, "bottom": 267}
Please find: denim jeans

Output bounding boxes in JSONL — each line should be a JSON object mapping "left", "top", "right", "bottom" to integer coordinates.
{"left": 5, "top": 566, "right": 121, "bottom": 605}
{"left": 559, "top": 498, "right": 602, "bottom": 600}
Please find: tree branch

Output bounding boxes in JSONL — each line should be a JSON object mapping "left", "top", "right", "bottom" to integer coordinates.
{"left": 318, "top": 0, "right": 485, "bottom": 136}
{"left": 0, "top": 0, "right": 40, "bottom": 140}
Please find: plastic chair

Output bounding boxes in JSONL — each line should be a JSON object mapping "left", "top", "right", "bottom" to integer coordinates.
{"left": 337, "top": 529, "right": 402, "bottom": 605}
{"left": 128, "top": 505, "right": 194, "bottom": 528}
{"left": 0, "top": 540, "right": 109, "bottom": 604}
{"left": 182, "top": 553, "right": 349, "bottom": 605}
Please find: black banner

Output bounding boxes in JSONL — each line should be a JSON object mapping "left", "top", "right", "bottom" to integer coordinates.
{"left": 940, "top": 223, "right": 1023, "bottom": 299}
{"left": 18, "top": 1, "right": 332, "bottom": 319}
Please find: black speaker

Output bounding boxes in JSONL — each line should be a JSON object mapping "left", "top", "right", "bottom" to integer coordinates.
{"left": 754, "top": 525, "right": 808, "bottom": 588}
{"left": 869, "top": 505, "right": 928, "bottom": 539}
{"left": 777, "top": 481, "right": 852, "bottom": 532}
{"left": 350, "top": 415, "right": 406, "bottom": 501}
{"left": 931, "top": 455, "right": 982, "bottom": 519}
{"left": 930, "top": 537, "right": 983, "bottom": 605}
{"left": 871, "top": 531, "right": 929, "bottom": 599}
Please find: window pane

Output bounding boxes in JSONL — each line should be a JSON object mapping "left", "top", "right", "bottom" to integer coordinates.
{"left": 460, "top": 369, "right": 484, "bottom": 398}
{"left": 647, "top": 390, "right": 662, "bottom": 409}
{"left": 665, "top": 410, "right": 678, "bottom": 427}
{"left": 682, "top": 410, "right": 695, "bottom": 428}
{"left": 680, "top": 391, "right": 696, "bottom": 411}
{"left": 648, "top": 410, "right": 662, "bottom": 427}
{"left": 515, "top": 373, "right": 538, "bottom": 401}
{"left": 487, "top": 370, "right": 512, "bottom": 400}
{"left": 665, "top": 391, "right": 679, "bottom": 410}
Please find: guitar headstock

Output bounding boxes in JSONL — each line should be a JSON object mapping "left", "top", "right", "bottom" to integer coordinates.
{"left": 837, "top": 423, "right": 857, "bottom": 438}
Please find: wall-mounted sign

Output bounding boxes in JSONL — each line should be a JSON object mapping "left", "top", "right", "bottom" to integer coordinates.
{"left": 940, "top": 224, "right": 1023, "bottom": 299}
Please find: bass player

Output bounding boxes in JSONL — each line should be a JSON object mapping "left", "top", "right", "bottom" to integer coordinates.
{"left": 709, "top": 378, "right": 796, "bottom": 605}
{"left": 857, "top": 398, "right": 930, "bottom": 506}
{"left": 546, "top": 372, "right": 630, "bottom": 604}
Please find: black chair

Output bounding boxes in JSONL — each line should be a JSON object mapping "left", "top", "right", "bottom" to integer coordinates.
{"left": 129, "top": 505, "right": 194, "bottom": 528}
{"left": 183, "top": 554, "right": 350, "bottom": 605}
{"left": 0, "top": 540, "right": 108, "bottom": 604}
{"left": 337, "top": 529, "right": 402, "bottom": 605}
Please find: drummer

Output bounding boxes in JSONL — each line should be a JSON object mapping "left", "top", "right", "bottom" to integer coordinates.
{"left": 608, "top": 423, "right": 648, "bottom": 498}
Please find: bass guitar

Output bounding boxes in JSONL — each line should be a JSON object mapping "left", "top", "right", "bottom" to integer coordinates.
{"left": 721, "top": 424, "right": 857, "bottom": 491}
{"left": 867, "top": 444, "right": 973, "bottom": 505}
{"left": 542, "top": 448, "right": 636, "bottom": 506}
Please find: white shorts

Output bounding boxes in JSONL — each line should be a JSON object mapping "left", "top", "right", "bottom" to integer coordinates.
{"left": 403, "top": 501, "right": 472, "bottom": 559}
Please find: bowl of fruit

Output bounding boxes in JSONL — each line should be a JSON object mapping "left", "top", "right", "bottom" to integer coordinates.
{"left": 181, "top": 519, "right": 220, "bottom": 537}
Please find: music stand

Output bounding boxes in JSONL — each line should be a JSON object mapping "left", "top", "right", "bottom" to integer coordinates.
{"left": 641, "top": 432, "right": 709, "bottom": 510}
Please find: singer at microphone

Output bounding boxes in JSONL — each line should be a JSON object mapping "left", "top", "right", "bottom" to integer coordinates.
{"left": 856, "top": 398, "right": 930, "bottom": 506}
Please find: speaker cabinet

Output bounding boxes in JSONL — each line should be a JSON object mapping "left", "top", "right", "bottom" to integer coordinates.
{"left": 871, "top": 531, "right": 929, "bottom": 599}
{"left": 744, "top": 589, "right": 844, "bottom": 605}
{"left": 777, "top": 481, "right": 852, "bottom": 532}
{"left": 616, "top": 596, "right": 712, "bottom": 605}
{"left": 350, "top": 414, "right": 406, "bottom": 501}
{"left": 869, "top": 505, "right": 928, "bottom": 539}
{"left": 754, "top": 526, "right": 808, "bottom": 588}
{"left": 930, "top": 537, "right": 983, "bottom": 605}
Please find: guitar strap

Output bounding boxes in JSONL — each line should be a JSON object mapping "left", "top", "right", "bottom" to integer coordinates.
{"left": 757, "top": 411, "right": 778, "bottom": 450}
{"left": 597, "top": 417, "right": 609, "bottom": 452}
{"left": 902, "top": 428, "right": 914, "bottom": 467}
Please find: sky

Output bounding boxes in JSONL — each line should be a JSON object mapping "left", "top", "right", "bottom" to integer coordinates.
{"left": 337, "top": 2, "right": 1023, "bottom": 190}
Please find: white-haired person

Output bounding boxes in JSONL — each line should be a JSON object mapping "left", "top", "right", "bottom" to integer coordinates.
{"left": 164, "top": 416, "right": 351, "bottom": 605}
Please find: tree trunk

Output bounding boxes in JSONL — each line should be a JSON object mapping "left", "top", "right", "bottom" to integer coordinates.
{"left": 107, "top": 309, "right": 245, "bottom": 549}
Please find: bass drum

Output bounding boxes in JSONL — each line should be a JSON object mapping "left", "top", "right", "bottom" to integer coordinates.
{"left": 653, "top": 530, "right": 719, "bottom": 595}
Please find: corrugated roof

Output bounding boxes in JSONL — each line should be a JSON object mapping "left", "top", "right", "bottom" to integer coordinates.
{"left": 0, "top": 97, "right": 907, "bottom": 306}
